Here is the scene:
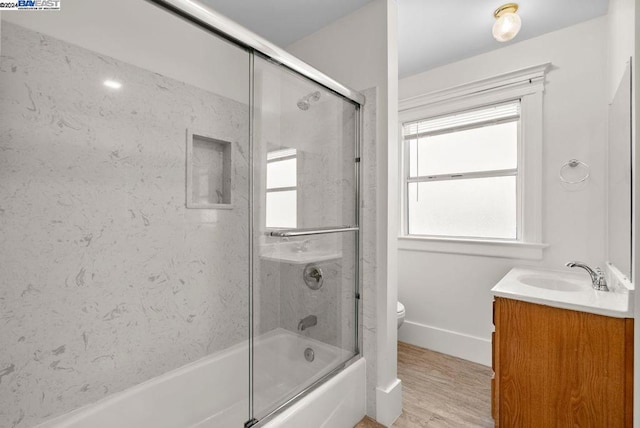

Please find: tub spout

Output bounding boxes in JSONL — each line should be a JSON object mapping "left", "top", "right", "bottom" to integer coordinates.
{"left": 298, "top": 315, "right": 317, "bottom": 332}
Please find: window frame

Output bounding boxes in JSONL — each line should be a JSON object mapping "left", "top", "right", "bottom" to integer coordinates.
{"left": 403, "top": 105, "right": 522, "bottom": 240}
{"left": 398, "top": 64, "right": 550, "bottom": 259}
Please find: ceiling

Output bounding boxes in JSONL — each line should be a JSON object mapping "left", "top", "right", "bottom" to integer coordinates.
{"left": 202, "top": 0, "right": 610, "bottom": 78}
{"left": 201, "top": 0, "right": 373, "bottom": 47}
{"left": 398, "top": 0, "right": 609, "bottom": 78}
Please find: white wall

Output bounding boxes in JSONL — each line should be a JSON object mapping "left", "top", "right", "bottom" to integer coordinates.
{"left": 1, "top": 0, "right": 248, "bottom": 103}
{"left": 608, "top": 0, "right": 635, "bottom": 102}
{"left": 398, "top": 17, "right": 608, "bottom": 366}
{"left": 287, "top": 1, "right": 402, "bottom": 425}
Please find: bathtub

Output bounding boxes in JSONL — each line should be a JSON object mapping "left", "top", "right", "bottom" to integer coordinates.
{"left": 35, "top": 329, "right": 365, "bottom": 428}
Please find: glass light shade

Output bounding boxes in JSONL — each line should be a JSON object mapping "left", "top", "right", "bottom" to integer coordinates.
{"left": 492, "top": 12, "right": 522, "bottom": 42}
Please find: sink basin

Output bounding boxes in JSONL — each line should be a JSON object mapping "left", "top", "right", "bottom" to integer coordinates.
{"left": 491, "top": 267, "right": 633, "bottom": 318}
{"left": 517, "top": 275, "right": 584, "bottom": 292}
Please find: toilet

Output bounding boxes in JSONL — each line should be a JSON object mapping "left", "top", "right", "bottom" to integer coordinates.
{"left": 397, "top": 301, "right": 405, "bottom": 329}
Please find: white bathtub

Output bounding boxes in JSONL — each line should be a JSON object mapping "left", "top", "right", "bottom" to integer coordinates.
{"left": 35, "top": 329, "right": 365, "bottom": 428}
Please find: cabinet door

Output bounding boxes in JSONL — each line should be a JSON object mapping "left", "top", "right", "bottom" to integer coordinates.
{"left": 495, "top": 298, "right": 633, "bottom": 428}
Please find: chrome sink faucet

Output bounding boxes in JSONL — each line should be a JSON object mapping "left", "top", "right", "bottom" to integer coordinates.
{"left": 565, "top": 262, "right": 609, "bottom": 291}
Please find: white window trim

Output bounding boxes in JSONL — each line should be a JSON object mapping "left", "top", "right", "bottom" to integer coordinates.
{"left": 398, "top": 63, "right": 551, "bottom": 260}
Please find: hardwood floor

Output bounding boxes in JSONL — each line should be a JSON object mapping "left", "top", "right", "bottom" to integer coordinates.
{"left": 356, "top": 416, "right": 385, "bottom": 428}
{"left": 356, "top": 342, "right": 494, "bottom": 427}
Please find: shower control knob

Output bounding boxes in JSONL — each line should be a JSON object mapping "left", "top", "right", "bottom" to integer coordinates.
{"left": 303, "top": 264, "right": 324, "bottom": 290}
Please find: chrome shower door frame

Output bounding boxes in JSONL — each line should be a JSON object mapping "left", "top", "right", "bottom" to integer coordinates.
{"left": 146, "top": 1, "right": 365, "bottom": 427}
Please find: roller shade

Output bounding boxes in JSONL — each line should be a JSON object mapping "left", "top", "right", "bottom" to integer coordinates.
{"left": 403, "top": 101, "right": 520, "bottom": 140}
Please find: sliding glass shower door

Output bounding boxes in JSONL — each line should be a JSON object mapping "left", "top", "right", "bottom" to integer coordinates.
{"left": 250, "top": 55, "right": 361, "bottom": 422}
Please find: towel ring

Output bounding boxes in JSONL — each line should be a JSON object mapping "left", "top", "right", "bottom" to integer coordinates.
{"left": 559, "top": 159, "right": 590, "bottom": 184}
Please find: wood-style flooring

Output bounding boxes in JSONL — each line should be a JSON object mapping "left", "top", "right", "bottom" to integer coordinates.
{"left": 356, "top": 342, "right": 494, "bottom": 427}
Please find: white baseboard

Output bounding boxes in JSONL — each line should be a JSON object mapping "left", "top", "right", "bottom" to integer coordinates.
{"left": 375, "top": 378, "right": 402, "bottom": 427}
{"left": 398, "top": 320, "right": 491, "bottom": 367}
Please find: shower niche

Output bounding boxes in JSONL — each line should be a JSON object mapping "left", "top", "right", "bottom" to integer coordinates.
{"left": 186, "top": 130, "right": 232, "bottom": 209}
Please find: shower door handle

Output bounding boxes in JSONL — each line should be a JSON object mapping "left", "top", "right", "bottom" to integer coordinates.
{"left": 267, "top": 226, "right": 358, "bottom": 237}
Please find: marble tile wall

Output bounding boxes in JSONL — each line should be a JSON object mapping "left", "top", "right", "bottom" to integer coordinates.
{"left": 359, "top": 87, "right": 379, "bottom": 416}
{"left": 290, "top": 98, "right": 357, "bottom": 229}
{"left": 0, "top": 22, "right": 250, "bottom": 428}
{"left": 254, "top": 259, "right": 281, "bottom": 335}
{"left": 274, "top": 236, "right": 357, "bottom": 350}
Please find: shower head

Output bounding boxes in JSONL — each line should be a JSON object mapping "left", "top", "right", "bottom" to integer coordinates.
{"left": 297, "top": 91, "right": 321, "bottom": 111}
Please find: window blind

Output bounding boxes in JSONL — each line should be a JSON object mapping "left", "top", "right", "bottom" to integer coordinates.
{"left": 267, "top": 148, "right": 297, "bottom": 161}
{"left": 403, "top": 100, "right": 520, "bottom": 140}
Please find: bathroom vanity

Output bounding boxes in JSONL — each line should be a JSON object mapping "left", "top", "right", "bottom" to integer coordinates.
{"left": 491, "top": 267, "right": 634, "bottom": 427}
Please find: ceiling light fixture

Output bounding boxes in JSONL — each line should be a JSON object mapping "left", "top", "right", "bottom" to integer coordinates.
{"left": 103, "top": 79, "right": 122, "bottom": 90}
{"left": 492, "top": 3, "right": 522, "bottom": 42}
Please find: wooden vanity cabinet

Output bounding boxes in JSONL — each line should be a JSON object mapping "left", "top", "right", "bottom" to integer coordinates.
{"left": 491, "top": 297, "right": 633, "bottom": 427}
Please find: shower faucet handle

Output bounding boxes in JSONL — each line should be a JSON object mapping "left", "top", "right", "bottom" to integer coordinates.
{"left": 303, "top": 264, "right": 324, "bottom": 290}
{"left": 308, "top": 269, "right": 321, "bottom": 281}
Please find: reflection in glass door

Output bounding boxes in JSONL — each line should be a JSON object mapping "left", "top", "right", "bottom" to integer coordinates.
{"left": 249, "top": 54, "right": 360, "bottom": 423}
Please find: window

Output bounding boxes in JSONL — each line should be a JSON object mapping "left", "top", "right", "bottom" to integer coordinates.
{"left": 398, "top": 64, "right": 550, "bottom": 259}
{"left": 403, "top": 102, "right": 520, "bottom": 239}
{"left": 265, "top": 148, "right": 297, "bottom": 228}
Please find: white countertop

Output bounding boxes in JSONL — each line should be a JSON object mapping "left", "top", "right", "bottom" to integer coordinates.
{"left": 491, "top": 267, "right": 633, "bottom": 318}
